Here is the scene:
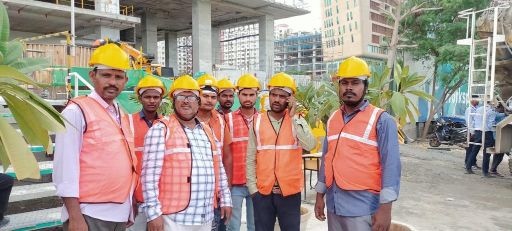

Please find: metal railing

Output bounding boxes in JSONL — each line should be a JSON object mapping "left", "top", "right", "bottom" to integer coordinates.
{"left": 66, "top": 72, "right": 94, "bottom": 99}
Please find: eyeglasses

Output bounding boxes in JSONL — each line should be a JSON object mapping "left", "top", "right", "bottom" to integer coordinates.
{"left": 175, "top": 95, "right": 199, "bottom": 102}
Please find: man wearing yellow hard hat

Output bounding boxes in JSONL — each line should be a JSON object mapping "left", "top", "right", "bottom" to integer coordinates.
{"left": 246, "top": 72, "right": 316, "bottom": 231}
{"left": 196, "top": 74, "right": 234, "bottom": 231}
{"left": 314, "top": 57, "right": 401, "bottom": 231}
{"left": 224, "top": 73, "right": 260, "bottom": 231}
{"left": 128, "top": 75, "right": 166, "bottom": 231}
{"left": 54, "top": 43, "right": 138, "bottom": 230}
{"left": 140, "top": 75, "right": 232, "bottom": 231}
{"left": 216, "top": 78, "right": 236, "bottom": 115}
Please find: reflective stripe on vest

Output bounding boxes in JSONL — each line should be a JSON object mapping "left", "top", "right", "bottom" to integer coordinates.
{"left": 254, "top": 111, "right": 303, "bottom": 196}
{"left": 70, "top": 96, "right": 136, "bottom": 204}
{"left": 324, "top": 104, "right": 383, "bottom": 193}
{"left": 129, "top": 112, "right": 158, "bottom": 203}
{"left": 158, "top": 115, "right": 221, "bottom": 214}
{"left": 227, "top": 110, "right": 257, "bottom": 184}
{"left": 207, "top": 110, "right": 226, "bottom": 154}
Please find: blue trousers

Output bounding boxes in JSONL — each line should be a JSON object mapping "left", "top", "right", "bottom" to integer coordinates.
{"left": 466, "top": 131, "right": 495, "bottom": 174}
{"left": 252, "top": 192, "right": 301, "bottom": 231}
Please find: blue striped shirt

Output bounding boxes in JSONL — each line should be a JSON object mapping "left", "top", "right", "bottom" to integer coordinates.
{"left": 316, "top": 100, "right": 401, "bottom": 216}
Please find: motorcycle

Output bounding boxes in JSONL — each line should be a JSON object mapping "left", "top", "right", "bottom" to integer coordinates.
{"left": 429, "top": 116, "right": 467, "bottom": 148}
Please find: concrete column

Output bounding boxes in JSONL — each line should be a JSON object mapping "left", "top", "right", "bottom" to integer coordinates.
{"left": 141, "top": 10, "right": 158, "bottom": 59}
{"left": 95, "top": 0, "right": 119, "bottom": 14}
{"left": 312, "top": 50, "right": 317, "bottom": 79}
{"left": 93, "top": 0, "right": 120, "bottom": 40}
{"left": 95, "top": 26, "right": 120, "bottom": 41}
{"left": 259, "top": 15, "right": 275, "bottom": 79}
{"left": 164, "top": 32, "right": 178, "bottom": 71}
{"left": 212, "top": 27, "right": 221, "bottom": 67}
{"left": 192, "top": 0, "right": 212, "bottom": 73}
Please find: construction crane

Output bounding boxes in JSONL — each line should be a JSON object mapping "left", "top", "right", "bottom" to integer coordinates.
{"left": 93, "top": 38, "right": 163, "bottom": 76}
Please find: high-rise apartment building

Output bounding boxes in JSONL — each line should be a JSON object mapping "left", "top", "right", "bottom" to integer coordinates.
{"left": 274, "top": 31, "right": 325, "bottom": 79}
{"left": 321, "top": 0, "right": 394, "bottom": 69}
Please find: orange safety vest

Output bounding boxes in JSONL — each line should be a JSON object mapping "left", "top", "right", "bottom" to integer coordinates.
{"left": 157, "top": 114, "right": 221, "bottom": 214}
{"left": 254, "top": 111, "right": 303, "bottom": 196}
{"left": 69, "top": 96, "right": 136, "bottom": 204}
{"left": 206, "top": 110, "right": 226, "bottom": 155}
{"left": 324, "top": 104, "right": 383, "bottom": 193}
{"left": 129, "top": 112, "right": 162, "bottom": 203}
{"left": 226, "top": 109, "right": 257, "bottom": 185}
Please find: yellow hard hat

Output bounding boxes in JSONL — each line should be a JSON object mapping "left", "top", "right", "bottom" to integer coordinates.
{"left": 268, "top": 72, "right": 297, "bottom": 94}
{"left": 169, "top": 75, "right": 200, "bottom": 97}
{"left": 197, "top": 73, "right": 218, "bottom": 89}
{"left": 236, "top": 74, "right": 260, "bottom": 90}
{"left": 89, "top": 43, "right": 130, "bottom": 70}
{"left": 217, "top": 78, "right": 236, "bottom": 92}
{"left": 335, "top": 56, "right": 371, "bottom": 79}
{"left": 135, "top": 75, "right": 166, "bottom": 97}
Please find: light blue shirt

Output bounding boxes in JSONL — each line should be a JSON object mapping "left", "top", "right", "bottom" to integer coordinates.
{"left": 465, "top": 105, "right": 477, "bottom": 133}
{"left": 316, "top": 100, "right": 401, "bottom": 217}
{"left": 473, "top": 105, "right": 496, "bottom": 132}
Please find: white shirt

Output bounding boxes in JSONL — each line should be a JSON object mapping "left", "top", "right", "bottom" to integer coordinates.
{"left": 53, "top": 91, "right": 133, "bottom": 222}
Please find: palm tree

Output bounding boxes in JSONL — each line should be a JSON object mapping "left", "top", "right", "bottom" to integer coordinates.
{"left": 0, "top": 2, "right": 65, "bottom": 180}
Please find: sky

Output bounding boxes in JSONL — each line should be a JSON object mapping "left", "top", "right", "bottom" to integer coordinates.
{"left": 275, "top": 0, "right": 322, "bottom": 32}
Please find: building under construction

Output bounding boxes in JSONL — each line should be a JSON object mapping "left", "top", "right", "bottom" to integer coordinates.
{"left": 4, "top": 0, "right": 308, "bottom": 77}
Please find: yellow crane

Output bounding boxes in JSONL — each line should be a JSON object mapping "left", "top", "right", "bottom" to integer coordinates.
{"left": 93, "top": 38, "right": 162, "bottom": 76}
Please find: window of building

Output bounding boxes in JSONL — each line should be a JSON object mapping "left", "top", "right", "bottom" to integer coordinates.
{"left": 355, "top": 21, "right": 358, "bottom": 30}
{"left": 337, "top": 5, "right": 339, "bottom": 14}
{"left": 339, "top": 26, "right": 342, "bottom": 35}
{"left": 346, "top": 1, "right": 349, "bottom": 9}
{"left": 337, "top": 17, "right": 340, "bottom": 25}
{"left": 350, "top": 12, "right": 353, "bottom": 20}
{"left": 351, "top": 34, "right": 354, "bottom": 43}
{"left": 354, "top": 0, "right": 357, "bottom": 7}
{"left": 372, "top": 34, "right": 380, "bottom": 44}
{"left": 347, "top": 12, "right": 350, "bottom": 21}
{"left": 343, "top": 25, "right": 345, "bottom": 33}
{"left": 349, "top": 23, "right": 352, "bottom": 32}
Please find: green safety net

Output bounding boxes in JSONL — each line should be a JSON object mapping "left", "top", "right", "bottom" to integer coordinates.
{"left": 56, "top": 68, "right": 259, "bottom": 113}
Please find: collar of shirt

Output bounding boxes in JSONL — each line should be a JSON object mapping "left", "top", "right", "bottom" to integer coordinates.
{"left": 234, "top": 108, "right": 258, "bottom": 123}
{"left": 180, "top": 117, "right": 203, "bottom": 131}
{"left": 89, "top": 91, "right": 120, "bottom": 123}
{"left": 216, "top": 107, "right": 231, "bottom": 115}
{"left": 139, "top": 110, "right": 161, "bottom": 128}
{"left": 341, "top": 100, "right": 370, "bottom": 122}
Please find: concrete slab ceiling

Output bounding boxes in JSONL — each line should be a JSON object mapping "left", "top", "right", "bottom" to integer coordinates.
{"left": 4, "top": 0, "right": 140, "bottom": 36}
{"left": 121, "top": 0, "right": 308, "bottom": 34}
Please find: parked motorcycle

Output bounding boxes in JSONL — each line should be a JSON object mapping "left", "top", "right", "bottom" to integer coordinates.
{"left": 429, "top": 116, "right": 468, "bottom": 147}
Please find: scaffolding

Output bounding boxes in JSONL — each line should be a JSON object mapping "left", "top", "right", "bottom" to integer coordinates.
{"left": 457, "top": 3, "right": 510, "bottom": 149}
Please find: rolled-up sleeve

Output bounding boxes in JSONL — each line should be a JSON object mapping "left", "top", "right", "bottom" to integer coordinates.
{"left": 376, "top": 113, "right": 401, "bottom": 204}
{"left": 53, "top": 105, "right": 83, "bottom": 198}
{"left": 141, "top": 123, "right": 166, "bottom": 221}
{"left": 315, "top": 137, "right": 328, "bottom": 194}
{"left": 293, "top": 116, "right": 316, "bottom": 151}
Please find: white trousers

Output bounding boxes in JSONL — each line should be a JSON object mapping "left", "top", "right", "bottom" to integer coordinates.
{"left": 163, "top": 216, "right": 212, "bottom": 231}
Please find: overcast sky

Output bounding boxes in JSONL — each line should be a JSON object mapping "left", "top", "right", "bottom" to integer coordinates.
{"left": 275, "top": 0, "right": 322, "bottom": 32}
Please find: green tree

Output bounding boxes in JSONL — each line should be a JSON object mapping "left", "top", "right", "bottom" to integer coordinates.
{"left": 400, "top": 0, "right": 489, "bottom": 139}
{"left": 0, "top": 2, "right": 65, "bottom": 179}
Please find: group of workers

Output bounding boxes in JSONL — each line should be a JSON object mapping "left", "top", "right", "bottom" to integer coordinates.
{"left": 464, "top": 96, "right": 512, "bottom": 177}
{"left": 52, "top": 43, "right": 401, "bottom": 231}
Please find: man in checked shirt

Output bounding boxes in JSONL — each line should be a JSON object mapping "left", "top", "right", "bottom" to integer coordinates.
{"left": 141, "top": 75, "right": 232, "bottom": 231}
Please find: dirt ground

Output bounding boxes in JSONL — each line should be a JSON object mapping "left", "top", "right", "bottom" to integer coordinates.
{"left": 302, "top": 143, "right": 512, "bottom": 231}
